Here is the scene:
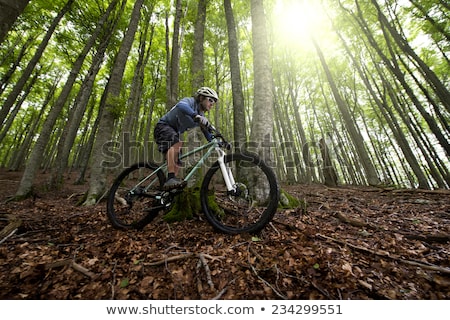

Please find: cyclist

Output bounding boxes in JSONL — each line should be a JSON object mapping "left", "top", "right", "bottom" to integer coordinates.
{"left": 154, "top": 87, "right": 219, "bottom": 190}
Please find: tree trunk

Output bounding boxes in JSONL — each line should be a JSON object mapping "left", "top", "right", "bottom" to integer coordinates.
{"left": 51, "top": 0, "right": 119, "bottom": 187}
{"left": 224, "top": 0, "right": 247, "bottom": 149}
{"left": 14, "top": 0, "right": 76, "bottom": 198}
{"left": 8, "top": 80, "right": 56, "bottom": 171}
{"left": 0, "top": 70, "right": 38, "bottom": 145}
{"left": 122, "top": 3, "right": 154, "bottom": 167}
{"left": 353, "top": 0, "right": 450, "bottom": 158}
{"left": 250, "top": 0, "right": 274, "bottom": 161}
{"left": 166, "top": 0, "right": 182, "bottom": 109}
{"left": 370, "top": 0, "right": 450, "bottom": 113}
{"left": 0, "top": 0, "right": 74, "bottom": 126}
{"left": 313, "top": 37, "right": 380, "bottom": 186}
{"left": 185, "top": 0, "right": 207, "bottom": 188}
{"left": 0, "top": 0, "right": 30, "bottom": 43}
{"left": 250, "top": 0, "right": 275, "bottom": 201}
{"left": 319, "top": 138, "right": 338, "bottom": 186}
{"left": 83, "top": 0, "right": 144, "bottom": 205}
{"left": 0, "top": 35, "right": 33, "bottom": 95}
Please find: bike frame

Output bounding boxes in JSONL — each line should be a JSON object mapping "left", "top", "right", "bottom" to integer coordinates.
{"left": 137, "top": 137, "right": 236, "bottom": 193}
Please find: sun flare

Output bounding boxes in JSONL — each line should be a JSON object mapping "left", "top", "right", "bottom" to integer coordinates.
{"left": 273, "top": 0, "right": 328, "bottom": 47}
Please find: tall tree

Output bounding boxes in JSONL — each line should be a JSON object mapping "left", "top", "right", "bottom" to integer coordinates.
{"left": 0, "top": 0, "right": 74, "bottom": 127}
{"left": 84, "top": 0, "right": 144, "bottom": 205}
{"left": 371, "top": 0, "right": 450, "bottom": 113}
{"left": 14, "top": 0, "right": 79, "bottom": 198}
{"left": 186, "top": 0, "right": 207, "bottom": 187}
{"left": 249, "top": 0, "right": 274, "bottom": 160}
{"left": 224, "top": 0, "right": 247, "bottom": 148}
{"left": 166, "top": 0, "right": 183, "bottom": 109}
{"left": 0, "top": 0, "right": 30, "bottom": 43}
{"left": 312, "top": 37, "right": 381, "bottom": 186}
{"left": 249, "top": 0, "right": 275, "bottom": 200}
{"left": 51, "top": 0, "right": 121, "bottom": 186}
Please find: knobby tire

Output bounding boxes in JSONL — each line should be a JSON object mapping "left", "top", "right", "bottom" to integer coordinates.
{"left": 200, "top": 152, "right": 279, "bottom": 234}
{"left": 106, "top": 162, "right": 165, "bottom": 230}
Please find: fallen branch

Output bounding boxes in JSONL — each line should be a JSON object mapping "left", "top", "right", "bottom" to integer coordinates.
{"left": 144, "top": 253, "right": 195, "bottom": 266}
{"left": 72, "top": 262, "right": 97, "bottom": 279}
{"left": 199, "top": 253, "right": 215, "bottom": 290}
{"left": 248, "top": 261, "right": 287, "bottom": 299}
{"left": 110, "top": 260, "right": 117, "bottom": 300}
{"left": 402, "top": 232, "right": 450, "bottom": 244}
{"left": 317, "top": 234, "right": 450, "bottom": 274}
{"left": 334, "top": 212, "right": 450, "bottom": 243}
{"left": 43, "top": 259, "right": 98, "bottom": 279}
{"left": 247, "top": 244, "right": 287, "bottom": 300}
{"left": 334, "top": 212, "right": 369, "bottom": 229}
{"left": 0, "top": 215, "right": 22, "bottom": 243}
{"left": 212, "top": 278, "right": 237, "bottom": 300}
{"left": 392, "top": 188, "right": 450, "bottom": 195}
{"left": 0, "top": 228, "right": 18, "bottom": 245}
{"left": 144, "top": 252, "right": 223, "bottom": 267}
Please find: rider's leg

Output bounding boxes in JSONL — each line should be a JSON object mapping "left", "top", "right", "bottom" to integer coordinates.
{"left": 167, "top": 141, "right": 182, "bottom": 177}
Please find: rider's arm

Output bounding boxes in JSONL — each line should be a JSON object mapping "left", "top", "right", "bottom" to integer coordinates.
{"left": 176, "top": 100, "right": 196, "bottom": 117}
{"left": 201, "top": 126, "right": 213, "bottom": 142}
{"left": 176, "top": 99, "right": 212, "bottom": 141}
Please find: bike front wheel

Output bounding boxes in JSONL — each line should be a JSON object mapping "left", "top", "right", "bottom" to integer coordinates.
{"left": 106, "top": 162, "right": 165, "bottom": 230}
{"left": 200, "top": 153, "right": 279, "bottom": 234}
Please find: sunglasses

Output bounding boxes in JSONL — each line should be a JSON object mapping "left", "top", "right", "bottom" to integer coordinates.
{"left": 207, "top": 97, "right": 216, "bottom": 104}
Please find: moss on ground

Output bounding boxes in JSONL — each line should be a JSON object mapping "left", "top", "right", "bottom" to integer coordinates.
{"left": 278, "top": 188, "right": 306, "bottom": 210}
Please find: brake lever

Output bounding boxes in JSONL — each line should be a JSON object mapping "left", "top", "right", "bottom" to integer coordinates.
{"left": 195, "top": 120, "right": 231, "bottom": 150}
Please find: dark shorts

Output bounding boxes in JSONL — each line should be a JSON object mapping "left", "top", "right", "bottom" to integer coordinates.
{"left": 154, "top": 122, "right": 180, "bottom": 153}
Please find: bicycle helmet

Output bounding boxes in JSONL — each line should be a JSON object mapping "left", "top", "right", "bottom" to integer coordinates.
{"left": 196, "top": 87, "right": 219, "bottom": 101}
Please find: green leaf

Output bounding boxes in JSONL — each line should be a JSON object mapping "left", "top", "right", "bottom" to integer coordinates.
{"left": 120, "top": 278, "right": 129, "bottom": 288}
{"left": 313, "top": 263, "right": 320, "bottom": 269}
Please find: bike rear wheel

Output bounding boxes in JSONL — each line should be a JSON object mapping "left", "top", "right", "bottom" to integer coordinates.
{"left": 200, "top": 152, "right": 279, "bottom": 234}
{"left": 106, "top": 162, "right": 165, "bottom": 229}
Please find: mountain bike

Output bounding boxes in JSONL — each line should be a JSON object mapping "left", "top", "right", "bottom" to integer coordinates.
{"left": 106, "top": 125, "right": 279, "bottom": 234}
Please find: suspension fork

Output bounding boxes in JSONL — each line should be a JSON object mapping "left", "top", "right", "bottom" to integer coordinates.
{"left": 216, "top": 147, "right": 236, "bottom": 192}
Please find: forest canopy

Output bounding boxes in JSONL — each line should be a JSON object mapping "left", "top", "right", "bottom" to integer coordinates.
{"left": 0, "top": 0, "right": 448, "bottom": 201}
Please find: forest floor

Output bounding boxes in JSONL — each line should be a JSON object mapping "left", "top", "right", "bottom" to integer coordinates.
{"left": 0, "top": 168, "right": 449, "bottom": 300}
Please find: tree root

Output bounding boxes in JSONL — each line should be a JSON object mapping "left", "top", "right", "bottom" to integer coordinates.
{"left": 334, "top": 211, "right": 450, "bottom": 243}
{"left": 145, "top": 252, "right": 224, "bottom": 298}
{"left": 317, "top": 233, "right": 450, "bottom": 274}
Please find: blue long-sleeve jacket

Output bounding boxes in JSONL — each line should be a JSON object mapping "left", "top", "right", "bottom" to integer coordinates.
{"left": 158, "top": 97, "right": 212, "bottom": 141}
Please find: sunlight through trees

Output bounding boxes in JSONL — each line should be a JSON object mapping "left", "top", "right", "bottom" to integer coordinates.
{"left": 0, "top": 0, "right": 448, "bottom": 200}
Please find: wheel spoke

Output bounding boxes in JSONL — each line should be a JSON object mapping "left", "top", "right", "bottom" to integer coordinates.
{"left": 106, "top": 163, "right": 165, "bottom": 229}
{"left": 201, "top": 153, "right": 279, "bottom": 234}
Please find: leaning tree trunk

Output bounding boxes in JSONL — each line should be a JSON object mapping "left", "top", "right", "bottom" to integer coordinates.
{"left": 0, "top": 0, "right": 74, "bottom": 127}
{"left": 0, "top": 0, "right": 30, "bottom": 43}
{"left": 51, "top": 0, "right": 119, "bottom": 188}
{"left": 313, "top": 37, "right": 380, "bottom": 186}
{"left": 83, "top": 0, "right": 144, "bottom": 205}
{"left": 14, "top": 0, "right": 77, "bottom": 198}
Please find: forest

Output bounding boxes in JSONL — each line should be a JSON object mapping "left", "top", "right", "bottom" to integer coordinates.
{"left": 0, "top": 0, "right": 449, "bottom": 300}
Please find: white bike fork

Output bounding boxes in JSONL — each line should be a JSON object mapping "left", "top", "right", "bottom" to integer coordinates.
{"left": 216, "top": 148, "right": 236, "bottom": 192}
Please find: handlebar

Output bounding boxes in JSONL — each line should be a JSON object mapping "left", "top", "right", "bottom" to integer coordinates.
{"left": 208, "top": 125, "right": 232, "bottom": 150}
{"left": 194, "top": 115, "right": 231, "bottom": 150}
